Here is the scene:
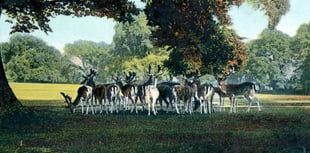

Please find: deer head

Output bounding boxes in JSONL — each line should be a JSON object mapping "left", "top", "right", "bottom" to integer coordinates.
{"left": 60, "top": 92, "right": 76, "bottom": 114}
{"left": 145, "top": 64, "right": 162, "bottom": 86}
{"left": 124, "top": 71, "right": 136, "bottom": 85}
{"left": 80, "top": 69, "right": 97, "bottom": 87}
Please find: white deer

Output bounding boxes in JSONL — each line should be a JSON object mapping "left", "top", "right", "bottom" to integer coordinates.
{"left": 144, "top": 64, "right": 162, "bottom": 116}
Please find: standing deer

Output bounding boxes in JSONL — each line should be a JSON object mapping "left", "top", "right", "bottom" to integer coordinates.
{"left": 144, "top": 64, "right": 161, "bottom": 116}
{"left": 60, "top": 85, "right": 94, "bottom": 114}
{"left": 211, "top": 86, "right": 228, "bottom": 112}
{"left": 157, "top": 75, "right": 180, "bottom": 113}
{"left": 219, "top": 79, "right": 261, "bottom": 113}
{"left": 173, "top": 84, "right": 195, "bottom": 114}
{"left": 112, "top": 73, "right": 135, "bottom": 113}
{"left": 186, "top": 77, "right": 214, "bottom": 114}
{"left": 196, "top": 83, "right": 214, "bottom": 114}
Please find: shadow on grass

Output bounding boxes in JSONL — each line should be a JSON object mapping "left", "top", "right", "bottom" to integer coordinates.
{"left": 0, "top": 103, "right": 310, "bottom": 153}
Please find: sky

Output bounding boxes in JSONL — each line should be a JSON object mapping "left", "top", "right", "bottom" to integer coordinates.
{"left": 0, "top": 0, "right": 309, "bottom": 52}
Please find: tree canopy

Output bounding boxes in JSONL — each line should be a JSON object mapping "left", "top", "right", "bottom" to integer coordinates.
{"left": 1, "top": 0, "right": 139, "bottom": 34}
{"left": 246, "top": 0, "right": 290, "bottom": 30}
{"left": 233, "top": 29, "right": 293, "bottom": 90}
{"left": 144, "top": 0, "right": 246, "bottom": 78}
{"left": 1, "top": 34, "right": 79, "bottom": 83}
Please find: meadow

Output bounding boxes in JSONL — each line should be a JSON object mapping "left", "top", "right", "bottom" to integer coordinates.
{"left": 0, "top": 83, "right": 309, "bottom": 153}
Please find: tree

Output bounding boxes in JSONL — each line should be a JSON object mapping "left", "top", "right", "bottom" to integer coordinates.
{"left": 291, "top": 22, "right": 310, "bottom": 93}
{"left": 234, "top": 29, "right": 293, "bottom": 90}
{"left": 144, "top": 0, "right": 247, "bottom": 78}
{"left": 104, "top": 12, "right": 168, "bottom": 82}
{"left": 0, "top": 0, "right": 139, "bottom": 109}
{"left": 298, "top": 53, "right": 310, "bottom": 94}
{"left": 112, "top": 12, "right": 154, "bottom": 58}
{"left": 246, "top": 0, "right": 290, "bottom": 30}
{"left": 63, "top": 40, "right": 111, "bottom": 82}
{"left": 2, "top": 34, "right": 78, "bottom": 83}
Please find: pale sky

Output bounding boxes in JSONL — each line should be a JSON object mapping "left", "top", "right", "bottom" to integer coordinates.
{"left": 0, "top": 0, "right": 309, "bottom": 52}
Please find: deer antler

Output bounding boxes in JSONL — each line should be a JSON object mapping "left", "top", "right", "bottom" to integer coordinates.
{"left": 148, "top": 64, "right": 151, "bottom": 74}
{"left": 60, "top": 92, "right": 72, "bottom": 104}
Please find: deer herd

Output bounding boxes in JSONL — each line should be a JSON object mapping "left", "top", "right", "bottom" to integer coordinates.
{"left": 60, "top": 65, "right": 261, "bottom": 116}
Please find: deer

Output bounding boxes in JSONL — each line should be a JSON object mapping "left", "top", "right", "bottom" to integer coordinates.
{"left": 144, "top": 64, "right": 161, "bottom": 116}
{"left": 185, "top": 76, "right": 215, "bottom": 114}
{"left": 112, "top": 73, "right": 136, "bottom": 113}
{"left": 79, "top": 68, "right": 97, "bottom": 112}
{"left": 172, "top": 84, "right": 195, "bottom": 114}
{"left": 157, "top": 74, "right": 181, "bottom": 112}
{"left": 211, "top": 86, "right": 228, "bottom": 112}
{"left": 219, "top": 79, "right": 261, "bottom": 113}
{"left": 60, "top": 85, "right": 94, "bottom": 114}
{"left": 196, "top": 83, "right": 214, "bottom": 114}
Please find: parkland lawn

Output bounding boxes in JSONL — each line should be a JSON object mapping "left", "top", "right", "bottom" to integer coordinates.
{"left": 0, "top": 83, "right": 309, "bottom": 152}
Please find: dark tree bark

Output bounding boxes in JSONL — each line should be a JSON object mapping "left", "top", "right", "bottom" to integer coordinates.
{"left": 0, "top": 56, "right": 22, "bottom": 110}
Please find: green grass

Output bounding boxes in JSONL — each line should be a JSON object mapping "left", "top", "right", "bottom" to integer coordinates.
{"left": 0, "top": 83, "right": 309, "bottom": 152}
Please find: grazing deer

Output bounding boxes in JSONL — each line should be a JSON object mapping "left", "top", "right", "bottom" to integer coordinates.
{"left": 60, "top": 85, "right": 94, "bottom": 114}
{"left": 219, "top": 79, "right": 261, "bottom": 113}
{"left": 144, "top": 64, "right": 162, "bottom": 116}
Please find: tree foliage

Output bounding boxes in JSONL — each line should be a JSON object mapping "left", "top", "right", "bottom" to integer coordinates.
{"left": 64, "top": 40, "right": 112, "bottom": 82}
{"left": 1, "top": 34, "right": 78, "bottom": 83}
{"left": 292, "top": 22, "right": 310, "bottom": 93}
{"left": 103, "top": 12, "right": 168, "bottom": 82}
{"left": 235, "top": 29, "right": 293, "bottom": 90}
{"left": 144, "top": 0, "right": 247, "bottom": 78}
{"left": 64, "top": 41, "right": 110, "bottom": 70}
{"left": 299, "top": 54, "right": 310, "bottom": 94}
{"left": 291, "top": 22, "right": 310, "bottom": 62}
{"left": 246, "top": 0, "right": 290, "bottom": 30}
{"left": 112, "top": 12, "right": 154, "bottom": 58}
{"left": 1, "top": 0, "right": 139, "bottom": 34}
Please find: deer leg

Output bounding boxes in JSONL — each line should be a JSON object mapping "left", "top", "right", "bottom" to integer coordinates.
{"left": 175, "top": 98, "right": 180, "bottom": 114}
{"left": 148, "top": 97, "right": 151, "bottom": 116}
{"left": 256, "top": 97, "right": 261, "bottom": 111}
{"left": 189, "top": 98, "right": 193, "bottom": 114}
{"left": 151, "top": 98, "right": 157, "bottom": 116}
{"left": 164, "top": 98, "right": 170, "bottom": 113}
{"left": 199, "top": 99, "right": 203, "bottom": 114}
{"left": 81, "top": 100, "right": 84, "bottom": 114}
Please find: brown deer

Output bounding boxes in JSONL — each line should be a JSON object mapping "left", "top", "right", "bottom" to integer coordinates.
{"left": 219, "top": 79, "right": 261, "bottom": 113}
{"left": 173, "top": 84, "right": 195, "bottom": 114}
{"left": 112, "top": 73, "right": 136, "bottom": 113}
{"left": 211, "top": 86, "right": 228, "bottom": 112}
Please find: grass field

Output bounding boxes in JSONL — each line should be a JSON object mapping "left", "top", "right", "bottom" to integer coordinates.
{"left": 1, "top": 83, "right": 310, "bottom": 153}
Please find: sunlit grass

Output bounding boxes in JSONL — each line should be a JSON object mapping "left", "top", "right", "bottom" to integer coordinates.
{"left": 258, "top": 94, "right": 310, "bottom": 103}
{"left": 9, "top": 82, "right": 80, "bottom": 101}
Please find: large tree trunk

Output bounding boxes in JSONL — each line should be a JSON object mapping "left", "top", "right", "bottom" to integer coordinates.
{"left": 0, "top": 56, "right": 22, "bottom": 110}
